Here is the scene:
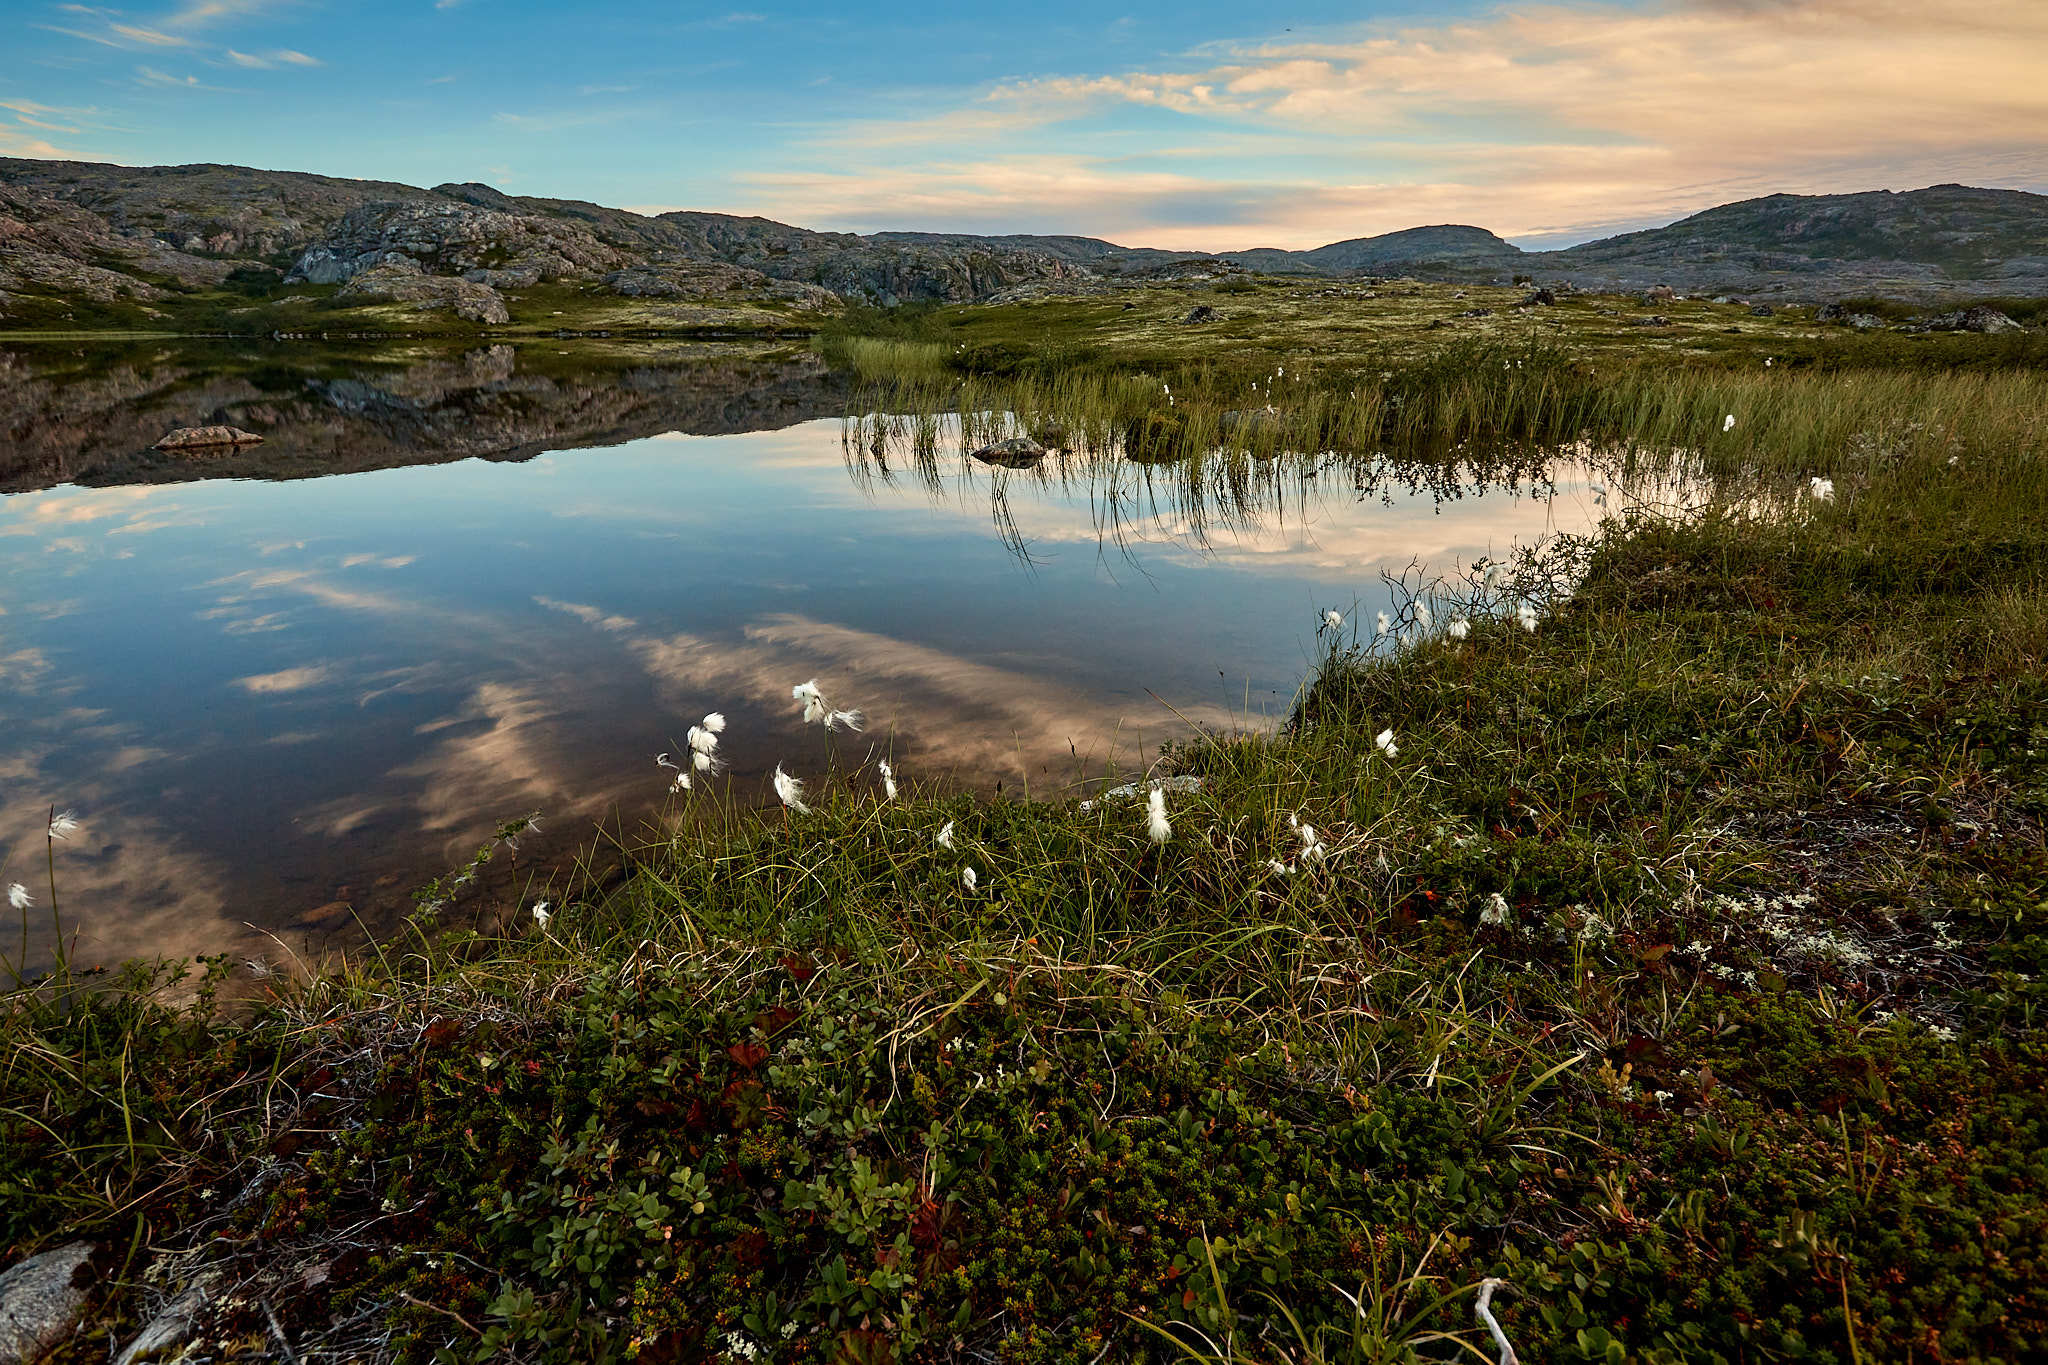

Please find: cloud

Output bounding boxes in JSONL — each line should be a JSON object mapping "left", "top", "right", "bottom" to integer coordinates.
{"left": 134, "top": 64, "right": 234, "bottom": 90}
{"left": 733, "top": 0, "right": 2048, "bottom": 249}
{"left": 225, "top": 47, "right": 322, "bottom": 67}
{"left": 233, "top": 664, "right": 335, "bottom": 693}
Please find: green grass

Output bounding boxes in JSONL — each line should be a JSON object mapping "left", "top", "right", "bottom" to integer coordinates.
{"left": 4, "top": 323, "right": 2047, "bottom": 1362}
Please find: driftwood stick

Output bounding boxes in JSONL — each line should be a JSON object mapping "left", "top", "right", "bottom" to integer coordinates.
{"left": 1475, "top": 1278, "right": 1520, "bottom": 1365}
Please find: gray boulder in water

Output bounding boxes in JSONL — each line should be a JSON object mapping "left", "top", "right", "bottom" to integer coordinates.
{"left": 970, "top": 436, "right": 1048, "bottom": 468}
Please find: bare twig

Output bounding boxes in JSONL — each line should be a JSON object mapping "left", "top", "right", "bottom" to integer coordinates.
{"left": 1475, "top": 1278, "right": 1519, "bottom": 1365}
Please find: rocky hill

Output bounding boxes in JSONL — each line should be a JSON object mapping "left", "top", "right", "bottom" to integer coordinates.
{"left": 1, "top": 158, "right": 2042, "bottom": 332}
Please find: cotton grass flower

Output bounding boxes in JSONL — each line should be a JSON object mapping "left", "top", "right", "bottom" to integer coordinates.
{"left": 531, "top": 901, "right": 552, "bottom": 928}
{"left": 687, "top": 725, "right": 718, "bottom": 755}
{"left": 47, "top": 810, "right": 80, "bottom": 840}
{"left": 793, "top": 678, "right": 863, "bottom": 731}
{"left": 702, "top": 712, "right": 726, "bottom": 734}
{"left": 1479, "top": 893, "right": 1510, "bottom": 928}
{"left": 1809, "top": 476, "right": 1836, "bottom": 501}
{"left": 1722, "top": 413, "right": 1736, "bottom": 432}
{"left": 936, "top": 820, "right": 955, "bottom": 850}
{"left": 670, "top": 771, "right": 692, "bottom": 793}
{"left": 1516, "top": 602, "right": 1540, "bottom": 633}
{"left": 962, "top": 866, "right": 978, "bottom": 893}
{"left": 7, "top": 883, "right": 29, "bottom": 911}
{"left": 1375, "top": 610, "right": 1391, "bottom": 639}
{"left": 1374, "top": 728, "right": 1398, "bottom": 758}
{"left": 691, "top": 749, "right": 723, "bottom": 775}
{"left": 1447, "top": 617, "right": 1471, "bottom": 640}
{"left": 1323, "top": 609, "right": 1343, "bottom": 631}
{"left": 1415, "top": 601, "right": 1431, "bottom": 630}
{"left": 1264, "top": 859, "right": 1293, "bottom": 877}
{"left": 878, "top": 759, "right": 897, "bottom": 801}
{"left": 1589, "top": 483, "right": 1607, "bottom": 507}
{"left": 772, "top": 764, "right": 809, "bottom": 814}
{"left": 1145, "top": 787, "right": 1172, "bottom": 844}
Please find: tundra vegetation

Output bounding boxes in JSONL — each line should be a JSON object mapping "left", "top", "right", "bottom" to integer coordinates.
{"left": 3, "top": 280, "right": 2045, "bottom": 1363}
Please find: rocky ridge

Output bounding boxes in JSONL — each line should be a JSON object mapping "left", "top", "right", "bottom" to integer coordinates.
{"left": 2, "top": 159, "right": 2044, "bottom": 329}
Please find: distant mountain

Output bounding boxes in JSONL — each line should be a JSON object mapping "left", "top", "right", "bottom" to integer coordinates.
{"left": 3, "top": 158, "right": 2043, "bottom": 331}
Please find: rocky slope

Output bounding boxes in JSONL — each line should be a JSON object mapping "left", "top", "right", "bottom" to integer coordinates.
{"left": 1, "top": 158, "right": 2042, "bottom": 330}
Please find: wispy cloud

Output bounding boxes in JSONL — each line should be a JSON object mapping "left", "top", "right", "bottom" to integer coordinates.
{"left": 224, "top": 47, "right": 322, "bottom": 67}
{"left": 234, "top": 664, "right": 335, "bottom": 694}
{"left": 134, "top": 64, "right": 233, "bottom": 90}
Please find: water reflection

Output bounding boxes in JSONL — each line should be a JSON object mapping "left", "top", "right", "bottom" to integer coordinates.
{"left": 1, "top": 343, "right": 1623, "bottom": 975}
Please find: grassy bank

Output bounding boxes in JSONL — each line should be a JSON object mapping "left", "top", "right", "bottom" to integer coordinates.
{"left": 5, "top": 333, "right": 2047, "bottom": 1362}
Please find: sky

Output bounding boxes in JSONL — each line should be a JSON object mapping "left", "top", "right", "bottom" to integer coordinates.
{"left": 4, "top": 0, "right": 2046, "bottom": 250}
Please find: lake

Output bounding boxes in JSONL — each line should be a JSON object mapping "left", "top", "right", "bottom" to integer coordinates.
{"left": 0, "top": 341, "right": 1607, "bottom": 972}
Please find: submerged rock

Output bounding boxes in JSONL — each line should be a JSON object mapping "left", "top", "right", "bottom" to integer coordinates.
{"left": 154, "top": 425, "right": 265, "bottom": 451}
{"left": 969, "top": 435, "right": 1048, "bottom": 468}
{"left": 0, "top": 1241, "right": 94, "bottom": 1363}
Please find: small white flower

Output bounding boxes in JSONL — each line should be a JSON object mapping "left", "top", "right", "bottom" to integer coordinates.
{"left": 878, "top": 759, "right": 897, "bottom": 801}
{"left": 1145, "top": 787, "right": 1172, "bottom": 844}
{"left": 1765, "top": 357, "right": 1773, "bottom": 367}
{"left": 1447, "top": 617, "right": 1470, "bottom": 640}
{"left": 1809, "top": 476, "right": 1835, "bottom": 501}
{"left": 773, "top": 763, "right": 809, "bottom": 814}
{"left": 687, "top": 725, "right": 717, "bottom": 754}
{"left": 1516, "top": 602, "right": 1540, "bottom": 633}
{"left": 1264, "top": 859, "right": 1293, "bottom": 877}
{"left": 1323, "top": 609, "right": 1343, "bottom": 630}
{"left": 47, "top": 811, "right": 80, "bottom": 840}
{"left": 827, "top": 708, "right": 864, "bottom": 732}
{"left": 1374, "top": 728, "right": 1398, "bottom": 758}
{"left": 656, "top": 752, "right": 680, "bottom": 771}
{"left": 1722, "top": 413, "right": 1736, "bottom": 432}
{"left": 702, "top": 711, "right": 726, "bottom": 734}
{"left": 531, "top": 901, "right": 552, "bottom": 928}
{"left": 962, "top": 865, "right": 978, "bottom": 893}
{"left": 1482, "top": 562, "right": 1502, "bottom": 590}
{"left": 792, "top": 680, "right": 822, "bottom": 704}
{"left": 1375, "top": 610, "right": 1391, "bottom": 638}
{"left": 7, "top": 883, "right": 30, "bottom": 910}
{"left": 671, "top": 771, "right": 692, "bottom": 793}
{"left": 936, "top": 820, "right": 955, "bottom": 850}
{"left": 1479, "top": 893, "right": 1510, "bottom": 928}
{"left": 692, "top": 749, "right": 722, "bottom": 775}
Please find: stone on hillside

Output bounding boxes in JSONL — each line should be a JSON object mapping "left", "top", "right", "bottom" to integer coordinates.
{"left": 154, "top": 425, "right": 265, "bottom": 450}
{"left": 1749, "top": 303, "right": 1775, "bottom": 317}
{"left": 1457, "top": 307, "right": 1493, "bottom": 318}
{"left": 113, "top": 1285, "right": 208, "bottom": 1365}
{"left": 333, "top": 258, "right": 510, "bottom": 324}
{"left": 0, "top": 1241, "right": 94, "bottom": 1364}
{"left": 1631, "top": 315, "right": 1671, "bottom": 327}
{"left": 1912, "top": 306, "right": 2023, "bottom": 334}
{"left": 1181, "top": 305, "right": 1220, "bottom": 324}
{"left": 1643, "top": 285, "right": 1676, "bottom": 304}
{"left": 970, "top": 436, "right": 1048, "bottom": 467}
{"left": 1515, "top": 288, "right": 1556, "bottom": 307}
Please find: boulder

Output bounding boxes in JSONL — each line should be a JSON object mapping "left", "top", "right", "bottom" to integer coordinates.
{"left": 969, "top": 435, "right": 1048, "bottom": 468}
{"left": 154, "top": 425, "right": 265, "bottom": 451}
{"left": 1631, "top": 315, "right": 1671, "bottom": 327}
{"left": 1642, "top": 285, "right": 1676, "bottom": 304}
{"left": 333, "top": 258, "right": 510, "bottom": 325}
{"left": 0, "top": 1242, "right": 93, "bottom": 1364}
{"left": 1911, "top": 306, "right": 2023, "bottom": 334}
{"left": 1457, "top": 307, "right": 1493, "bottom": 318}
{"left": 114, "top": 1285, "right": 208, "bottom": 1365}
{"left": 1748, "top": 303, "right": 1775, "bottom": 317}
{"left": 1514, "top": 288, "right": 1555, "bottom": 307}
{"left": 1181, "top": 305, "right": 1220, "bottom": 324}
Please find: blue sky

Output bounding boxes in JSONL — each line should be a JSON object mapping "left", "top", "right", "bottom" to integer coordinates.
{"left": 6, "top": 0, "right": 2046, "bottom": 249}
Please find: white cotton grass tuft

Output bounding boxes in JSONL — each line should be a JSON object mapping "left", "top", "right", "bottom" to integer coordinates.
{"left": 1479, "top": 893, "right": 1511, "bottom": 928}
{"left": 671, "top": 771, "right": 692, "bottom": 793}
{"left": 1589, "top": 482, "right": 1608, "bottom": 507}
{"left": 1375, "top": 610, "right": 1391, "bottom": 639}
{"left": 1415, "top": 601, "right": 1431, "bottom": 630}
{"left": 531, "top": 901, "right": 552, "bottom": 929}
{"left": 1516, "top": 602, "right": 1540, "bottom": 633}
{"left": 1375, "top": 728, "right": 1398, "bottom": 758}
{"left": 772, "top": 764, "right": 809, "bottom": 814}
{"left": 1293, "top": 816, "right": 1326, "bottom": 865}
{"left": 702, "top": 712, "right": 726, "bottom": 734}
{"left": 1323, "top": 609, "right": 1343, "bottom": 631}
{"left": 657, "top": 752, "right": 679, "bottom": 771}
{"left": 1809, "top": 476, "right": 1836, "bottom": 501}
{"left": 878, "top": 759, "right": 897, "bottom": 801}
{"left": 793, "top": 678, "right": 863, "bottom": 731}
{"left": 1722, "top": 413, "right": 1736, "bottom": 433}
{"left": 962, "top": 865, "right": 978, "bottom": 893}
{"left": 1264, "top": 859, "right": 1294, "bottom": 877}
{"left": 1482, "top": 562, "right": 1502, "bottom": 590}
{"left": 1447, "top": 617, "right": 1471, "bottom": 640}
{"left": 687, "top": 725, "right": 718, "bottom": 755}
{"left": 936, "top": 820, "right": 956, "bottom": 850}
{"left": 7, "top": 882, "right": 30, "bottom": 911}
{"left": 1145, "top": 787, "right": 1172, "bottom": 844}
{"left": 48, "top": 810, "right": 80, "bottom": 840}
{"left": 692, "top": 749, "right": 723, "bottom": 775}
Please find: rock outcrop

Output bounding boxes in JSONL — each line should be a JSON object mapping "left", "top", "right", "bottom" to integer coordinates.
{"left": 0, "top": 1241, "right": 94, "bottom": 1363}
{"left": 332, "top": 257, "right": 511, "bottom": 324}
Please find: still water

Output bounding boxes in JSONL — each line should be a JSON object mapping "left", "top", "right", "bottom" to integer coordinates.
{"left": 0, "top": 343, "right": 1605, "bottom": 970}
